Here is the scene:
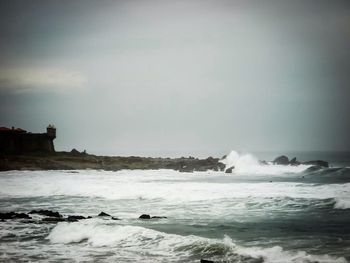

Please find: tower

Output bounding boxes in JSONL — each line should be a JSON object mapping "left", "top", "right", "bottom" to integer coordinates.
{"left": 46, "top": 124, "right": 56, "bottom": 139}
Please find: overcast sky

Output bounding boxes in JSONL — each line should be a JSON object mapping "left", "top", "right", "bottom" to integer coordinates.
{"left": 0, "top": 0, "right": 349, "bottom": 156}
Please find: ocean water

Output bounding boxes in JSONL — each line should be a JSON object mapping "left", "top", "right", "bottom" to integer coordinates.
{"left": 1, "top": 151, "right": 350, "bottom": 263}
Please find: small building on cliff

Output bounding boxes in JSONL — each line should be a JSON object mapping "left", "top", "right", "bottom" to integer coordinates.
{"left": 0, "top": 125, "right": 56, "bottom": 154}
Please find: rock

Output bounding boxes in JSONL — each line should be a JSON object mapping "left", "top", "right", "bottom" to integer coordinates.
{"left": 139, "top": 214, "right": 151, "bottom": 219}
{"left": 302, "top": 160, "right": 329, "bottom": 168}
{"left": 217, "top": 163, "right": 226, "bottom": 171}
{"left": 225, "top": 166, "right": 234, "bottom": 173}
{"left": 290, "top": 157, "right": 300, "bottom": 165}
{"left": 201, "top": 260, "right": 215, "bottom": 263}
{"left": 29, "top": 210, "right": 61, "bottom": 218}
{"left": 98, "top": 212, "right": 111, "bottom": 217}
{"left": 151, "top": 216, "right": 167, "bottom": 219}
{"left": 111, "top": 217, "right": 120, "bottom": 220}
{"left": 42, "top": 217, "right": 65, "bottom": 222}
{"left": 259, "top": 160, "right": 268, "bottom": 165}
{"left": 67, "top": 215, "right": 86, "bottom": 222}
{"left": 0, "top": 212, "right": 31, "bottom": 220}
{"left": 272, "top": 155, "right": 289, "bottom": 165}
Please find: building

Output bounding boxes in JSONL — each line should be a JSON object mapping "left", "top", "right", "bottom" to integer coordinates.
{"left": 0, "top": 125, "right": 56, "bottom": 154}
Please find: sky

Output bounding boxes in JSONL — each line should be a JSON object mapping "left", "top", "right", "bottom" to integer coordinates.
{"left": 0, "top": 0, "right": 349, "bottom": 157}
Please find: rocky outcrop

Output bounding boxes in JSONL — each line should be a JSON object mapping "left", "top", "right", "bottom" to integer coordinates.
{"left": 29, "top": 210, "right": 61, "bottom": 218}
{"left": 139, "top": 214, "right": 167, "bottom": 219}
{"left": 272, "top": 155, "right": 289, "bottom": 165}
{"left": 0, "top": 212, "right": 31, "bottom": 220}
{"left": 98, "top": 212, "right": 111, "bottom": 217}
{"left": 139, "top": 214, "right": 151, "bottom": 219}
{"left": 272, "top": 156, "right": 328, "bottom": 168}
{"left": 225, "top": 166, "right": 234, "bottom": 173}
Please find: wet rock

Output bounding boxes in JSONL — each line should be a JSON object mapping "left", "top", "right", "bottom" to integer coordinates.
{"left": 111, "top": 217, "right": 120, "bottom": 220}
{"left": 201, "top": 260, "right": 215, "bottom": 263}
{"left": 67, "top": 215, "right": 86, "bottom": 222}
{"left": 151, "top": 216, "right": 167, "bottom": 219}
{"left": 0, "top": 212, "right": 31, "bottom": 220}
{"left": 98, "top": 212, "right": 111, "bottom": 217}
{"left": 272, "top": 155, "right": 289, "bottom": 165}
{"left": 290, "top": 157, "right": 300, "bottom": 166}
{"left": 225, "top": 166, "right": 234, "bottom": 173}
{"left": 217, "top": 162, "right": 226, "bottom": 171}
{"left": 29, "top": 210, "right": 61, "bottom": 218}
{"left": 139, "top": 214, "right": 151, "bottom": 219}
{"left": 302, "top": 160, "right": 329, "bottom": 168}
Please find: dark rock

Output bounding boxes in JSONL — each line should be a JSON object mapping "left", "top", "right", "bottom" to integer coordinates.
{"left": 0, "top": 212, "right": 31, "bottom": 220}
{"left": 272, "top": 155, "right": 289, "bottom": 165}
{"left": 139, "top": 214, "right": 151, "bottom": 219}
{"left": 151, "top": 216, "right": 167, "bottom": 219}
{"left": 201, "top": 260, "right": 215, "bottom": 263}
{"left": 67, "top": 215, "right": 86, "bottom": 222}
{"left": 42, "top": 217, "right": 65, "bottom": 222}
{"left": 225, "top": 166, "right": 234, "bottom": 173}
{"left": 15, "top": 213, "right": 31, "bottom": 219}
{"left": 302, "top": 160, "right": 329, "bottom": 168}
{"left": 98, "top": 212, "right": 111, "bottom": 217}
{"left": 111, "top": 217, "right": 120, "bottom": 220}
{"left": 217, "top": 162, "right": 226, "bottom": 171}
{"left": 259, "top": 160, "right": 268, "bottom": 165}
{"left": 290, "top": 157, "right": 300, "bottom": 165}
{"left": 29, "top": 210, "right": 61, "bottom": 218}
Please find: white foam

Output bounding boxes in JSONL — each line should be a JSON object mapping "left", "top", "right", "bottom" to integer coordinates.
{"left": 0, "top": 170, "right": 350, "bottom": 209}
{"left": 334, "top": 198, "right": 350, "bottom": 209}
{"left": 220, "top": 150, "right": 310, "bottom": 175}
{"left": 47, "top": 220, "right": 347, "bottom": 263}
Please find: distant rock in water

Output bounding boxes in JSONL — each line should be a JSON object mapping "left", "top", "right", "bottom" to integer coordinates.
{"left": 29, "top": 210, "right": 61, "bottom": 218}
{"left": 272, "top": 155, "right": 289, "bottom": 165}
{"left": 225, "top": 166, "right": 234, "bottom": 173}
{"left": 271, "top": 155, "right": 329, "bottom": 168}
{"left": 139, "top": 214, "right": 151, "bottom": 219}
{"left": 151, "top": 216, "right": 167, "bottom": 219}
{"left": 67, "top": 215, "right": 86, "bottom": 222}
{"left": 42, "top": 217, "right": 65, "bottom": 223}
{"left": 302, "top": 160, "right": 329, "bottom": 168}
{"left": 98, "top": 212, "right": 111, "bottom": 217}
{"left": 289, "top": 157, "right": 300, "bottom": 166}
{"left": 0, "top": 212, "right": 31, "bottom": 220}
{"left": 200, "top": 260, "right": 215, "bottom": 263}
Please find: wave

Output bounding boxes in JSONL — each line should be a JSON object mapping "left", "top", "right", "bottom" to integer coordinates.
{"left": 220, "top": 150, "right": 311, "bottom": 175}
{"left": 1, "top": 170, "right": 350, "bottom": 210}
{"left": 47, "top": 220, "right": 347, "bottom": 263}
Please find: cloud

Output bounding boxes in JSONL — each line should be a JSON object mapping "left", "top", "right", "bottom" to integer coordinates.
{"left": 0, "top": 68, "right": 87, "bottom": 94}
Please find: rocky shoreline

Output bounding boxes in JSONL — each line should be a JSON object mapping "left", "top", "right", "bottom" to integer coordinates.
{"left": 0, "top": 150, "right": 226, "bottom": 172}
{"left": 0, "top": 150, "right": 329, "bottom": 172}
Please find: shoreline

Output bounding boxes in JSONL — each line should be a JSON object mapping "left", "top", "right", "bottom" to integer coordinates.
{"left": 0, "top": 151, "right": 226, "bottom": 172}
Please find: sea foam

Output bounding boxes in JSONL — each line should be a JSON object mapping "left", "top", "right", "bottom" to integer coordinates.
{"left": 47, "top": 220, "right": 347, "bottom": 263}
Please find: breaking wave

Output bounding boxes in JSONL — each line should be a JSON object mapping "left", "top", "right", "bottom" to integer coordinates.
{"left": 220, "top": 150, "right": 311, "bottom": 175}
{"left": 47, "top": 220, "right": 347, "bottom": 263}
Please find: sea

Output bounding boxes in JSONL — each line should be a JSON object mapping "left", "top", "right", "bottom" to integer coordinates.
{"left": 0, "top": 150, "right": 350, "bottom": 263}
